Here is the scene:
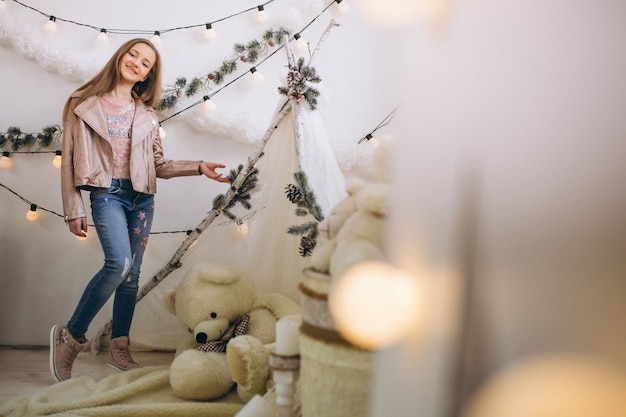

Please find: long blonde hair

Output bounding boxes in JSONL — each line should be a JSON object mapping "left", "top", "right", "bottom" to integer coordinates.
{"left": 62, "top": 38, "right": 162, "bottom": 123}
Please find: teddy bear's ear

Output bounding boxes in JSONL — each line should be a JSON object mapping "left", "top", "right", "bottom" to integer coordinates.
{"left": 163, "top": 289, "right": 177, "bottom": 315}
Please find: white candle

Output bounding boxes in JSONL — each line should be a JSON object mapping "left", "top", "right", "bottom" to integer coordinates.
{"left": 235, "top": 394, "right": 274, "bottom": 417}
{"left": 275, "top": 314, "right": 301, "bottom": 356}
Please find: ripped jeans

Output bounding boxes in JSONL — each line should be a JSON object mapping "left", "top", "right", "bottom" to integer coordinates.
{"left": 67, "top": 179, "right": 154, "bottom": 340}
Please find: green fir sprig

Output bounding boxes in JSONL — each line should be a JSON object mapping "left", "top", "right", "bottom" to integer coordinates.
{"left": 285, "top": 171, "right": 324, "bottom": 256}
{"left": 213, "top": 164, "right": 259, "bottom": 221}
{"left": 0, "top": 125, "right": 62, "bottom": 151}
{"left": 156, "top": 28, "right": 290, "bottom": 111}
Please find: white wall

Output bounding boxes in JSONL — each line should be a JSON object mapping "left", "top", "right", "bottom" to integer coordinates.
{"left": 3, "top": 1, "right": 626, "bottom": 416}
{"left": 0, "top": 0, "right": 405, "bottom": 346}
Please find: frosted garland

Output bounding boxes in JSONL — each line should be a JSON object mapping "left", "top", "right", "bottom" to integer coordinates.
{"left": 0, "top": 13, "right": 103, "bottom": 83}
{"left": 182, "top": 106, "right": 266, "bottom": 145}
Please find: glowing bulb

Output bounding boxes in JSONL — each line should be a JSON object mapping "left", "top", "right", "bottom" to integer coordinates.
{"left": 0, "top": 151, "right": 10, "bottom": 169}
{"left": 158, "top": 126, "right": 166, "bottom": 139}
{"left": 76, "top": 233, "right": 87, "bottom": 241}
{"left": 96, "top": 29, "right": 108, "bottom": 44}
{"left": 362, "top": 133, "right": 380, "bottom": 147}
{"left": 203, "top": 97, "right": 216, "bottom": 113}
{"left": 256, "top": 5, "right": 268, "bottom": 23}
{"left": 329, "top": 261, "right": 422, "bottom": 350}
{"left": 26, "top": 204, "right": 39, "bottom": 221}
{"left": 335, "top": 0, "right": 350, "bottom": 14}
{"left": 44, "top": 16, "right": 57, "bottom": 34}
{"left": 204, "top": 23, "right": 216, "bottom": 41}
{"left": 293, "top": 33, "right": 308, "bottom": 51}
{"left": 150, "top": 31, "right": 161, "bottom": 48}
{"left": 236, "top": 220, "right": 249, "bottom": 236}
{"left": 250, "top": 67, "right": 264, "bottom": 84}
{"left": 52, "top": 150, "right": 62, "bottom": 168}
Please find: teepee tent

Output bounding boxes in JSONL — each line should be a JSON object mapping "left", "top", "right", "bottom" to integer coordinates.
{"left": 90, "top": 30, "right": 346, "bottom": 352}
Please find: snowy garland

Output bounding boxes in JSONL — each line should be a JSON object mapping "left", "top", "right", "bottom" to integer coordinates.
{"left": 157, "top": 28, "right": 291, "bottom": 111}
{"left": 0, "top": 125, "right": 61, "bottom": 151}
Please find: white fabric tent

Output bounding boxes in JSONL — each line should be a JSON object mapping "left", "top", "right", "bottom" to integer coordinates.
{"left": 129, "top": 64, "right": 346, "bottom": 349}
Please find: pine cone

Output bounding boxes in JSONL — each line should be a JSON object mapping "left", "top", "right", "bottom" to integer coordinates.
{"left": 284, "top": 184, "right": 303, "bottom": 203}
{"left": 299, "top": 236, "right": 317, "bottom": 257}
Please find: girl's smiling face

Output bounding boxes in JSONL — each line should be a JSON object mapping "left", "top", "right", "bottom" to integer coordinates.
{"left": 120, "top": 42, "right": 155, "bottom": 85}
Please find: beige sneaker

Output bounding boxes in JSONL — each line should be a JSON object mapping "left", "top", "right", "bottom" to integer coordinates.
{"left": 107, "top": 336, "right": 141, "bottom": 371}
{"left": 49, "top": 324, "right": 88, "bottom": 382}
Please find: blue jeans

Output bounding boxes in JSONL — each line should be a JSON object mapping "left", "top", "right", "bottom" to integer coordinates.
{"left": 67, "top": 179, "right": 154, "bottom": 340}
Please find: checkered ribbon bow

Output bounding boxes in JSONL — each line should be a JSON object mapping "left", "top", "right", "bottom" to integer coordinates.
{"left": 196, "top": 314, "right": 250, "bottom": 353}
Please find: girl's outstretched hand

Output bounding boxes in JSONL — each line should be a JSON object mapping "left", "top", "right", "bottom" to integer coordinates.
{"left": 199, "top": 161, "right": 230, "bottom": 183}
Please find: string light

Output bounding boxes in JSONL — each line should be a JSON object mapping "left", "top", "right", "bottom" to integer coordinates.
{"left": 158, "top": 125, "right": 167, "bottom": 139}
{"left": 96, "top": 28, "right": 108, "bottom": 44}
{"left": 0, "top": 181, "right": 199, "bottom": 236}
{"left": 358, "top": 106, "right": 399, "bottom": 145}
{"left": 76, "top": 232, "right": 87, "bottom": 241}
{"left": 0, "top": 151, "right": 10, "bottom": 169}
{"left": 334, "top": 0, "right": 350, "bottom": 15}
{"left": 43, "top": 16, "right": 57, "bottom": 34}
{"left": 52, "top": 150, "right": 62, "bottom": 168}
{"left": 359, "top": 133, "right": 379, "bottom": 146}
{"left": 236, "top": 219, "right": 249, "bottom": 235}
{"left": 26, "top": 204, "right": 38, "bottom": 221}
{"left": 150, "top": 31, "right": 162, "bottom": 48}
{"left": 9, "top": 0, "right": 280, "bottom": 37}
{"left": 256, "top": 5, "right": 268, "bottom": 23}
{"left": 203, "top": 95, "right": 216, "bottom": 113}
{"left": 204, "top": 23, "right": 217, "bottom": 41}
{"left": 250, "top": 67, "right": 264, "bottom": 84}
{"left": 293, "top": 33, "right": 308, "bottom": 51}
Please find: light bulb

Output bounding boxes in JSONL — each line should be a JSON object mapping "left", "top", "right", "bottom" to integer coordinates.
{"left": 203, "top": 97, "right": 216, "bottom": 113}
{"left": 158, "top": 126, "right": 166, "bottom": 139}
{"left": 236, "top": 220, "right": 249, "bottom": 236}
{"left": 256, "top": 5, "right": 268, "bottom": 23}
{"left": 294, "top": 33, "right": 308, "bottom": 51}
{"left": 52, "top": 150, "right": 62, "bottom": 168}
{"left": 96, "top": 29, "right": 108, "bottom": 44}
{"left": 76, "top": 233, "right": 87, "bottom": 241}
{"left": 250, "top": 67, "right": 264, "bottom": 84}
{"left": 44, "top": 16, "right": 57, "bottom": 34}
{"left": 150, "top": 31, "right": 161, "bottom": 48}
{"left": 329, "top": 261, "right": 422, "bottom": 350}
{"left": 0, "top": 152, "right": 10, "bottom": 169}
{"left": 26, "top": 204, "right": 39, "bottom": 221}
{"left": 335, "top": 0, "right": 350, "bottom": 14}
{"left": 204, "top": 23, "right": 216, "bottom": 41}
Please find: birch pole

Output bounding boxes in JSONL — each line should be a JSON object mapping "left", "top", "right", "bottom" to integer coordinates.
{"left": 89, "top": 100, "right": 293, "bottom": 353}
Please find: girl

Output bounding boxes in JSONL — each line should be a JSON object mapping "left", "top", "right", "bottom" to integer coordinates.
{"left": 50, "top": 38, "right": 230, "bottom": 382}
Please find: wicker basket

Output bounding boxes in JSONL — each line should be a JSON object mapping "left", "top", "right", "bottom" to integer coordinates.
{"left": 299, "top": 268, "right": 374, "bottom": 417}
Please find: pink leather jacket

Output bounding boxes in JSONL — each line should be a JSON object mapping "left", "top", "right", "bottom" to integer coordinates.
{"left": 61, "top": 94, "right": 201, "bottom": 221}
